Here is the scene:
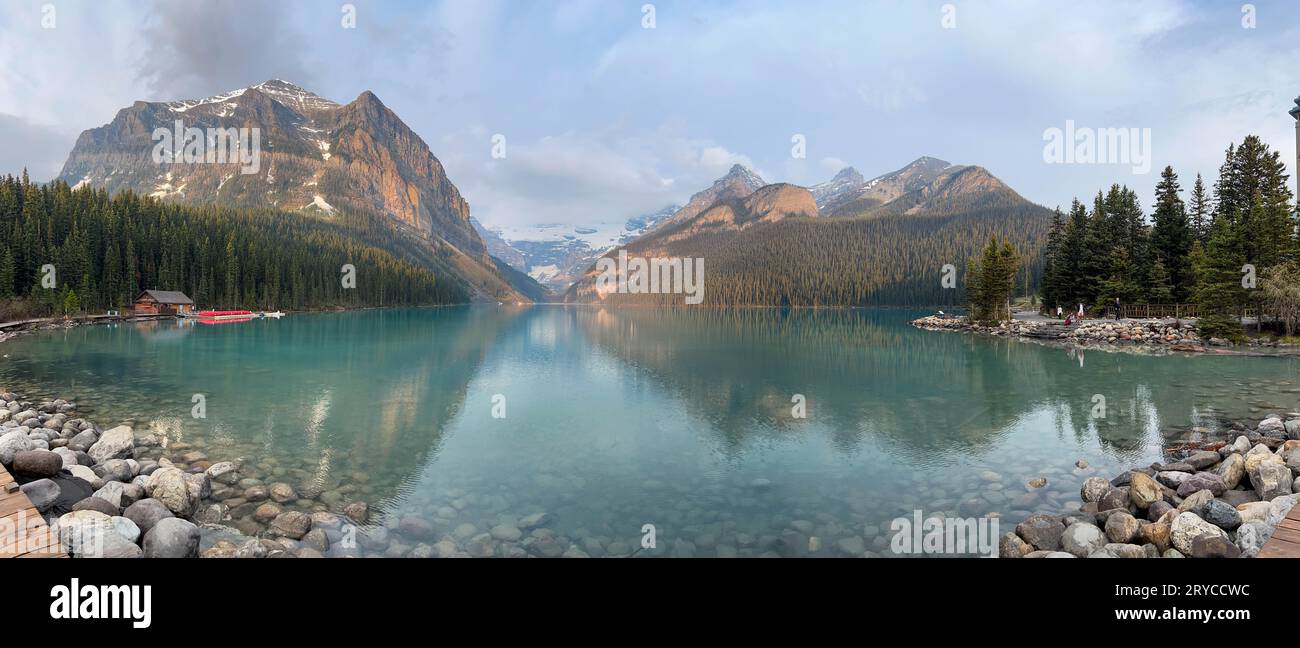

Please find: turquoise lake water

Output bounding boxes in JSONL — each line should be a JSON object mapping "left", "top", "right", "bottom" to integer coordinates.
{"left": 1, "top": 306, "right": 1298, "bottom": 556}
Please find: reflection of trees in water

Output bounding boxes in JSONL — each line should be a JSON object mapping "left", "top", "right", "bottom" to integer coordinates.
{"left": 572, "top": 306, "right": 1251, "bottom": 463}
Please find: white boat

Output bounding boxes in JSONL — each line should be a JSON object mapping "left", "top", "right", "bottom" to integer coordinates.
{"left": 262, "top": 311, "right": 285, "bottom": 319}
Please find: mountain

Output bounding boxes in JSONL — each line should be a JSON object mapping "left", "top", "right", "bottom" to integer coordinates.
{"left": 470, "top": 204, "right": 680, "bottom": 293}
{"left": 57, "top": 80, "right": 541, "bottom": 302}
{"left": 647, "top": 164, "right": 767, "bottom": 234}
{"left": 817, "top": 156, "right": 956, "bottom": 217}
{"left": 564, "top": 158, "right": 1053, "bottom": 306}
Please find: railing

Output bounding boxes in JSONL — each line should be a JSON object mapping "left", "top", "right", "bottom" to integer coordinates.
{"left": 1119, "top": 303, "right": 1198, "bottom": 319}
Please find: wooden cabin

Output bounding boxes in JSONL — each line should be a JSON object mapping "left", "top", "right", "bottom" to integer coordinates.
{"left": 133, "top": 290, "right": 195, "bottom": 316}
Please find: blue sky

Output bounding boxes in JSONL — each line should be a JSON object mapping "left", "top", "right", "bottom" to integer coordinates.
{"left": 1, "top": 0, "right": 1297, "bottom": 236}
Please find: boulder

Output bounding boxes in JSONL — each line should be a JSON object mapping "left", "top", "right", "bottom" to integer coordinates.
{"left": 1128, "top": 472, "right": 1162, "bottom": 509}
{"left": 143, "top": 517, "right": 200, "bottom": 558}
{"left": 1137, "top": 521, "right": 1171, "bottom": 553}
{"left": 145, "top": 467, "right": 198, "bottom": 517}
{"left": 1199, "top": 498, "right": 1241, "bottom": 530}
{"left": 12, "top": 449, "right": 62, "bottom": 478}
{"left": 999, "top": 532, "right": 1033, "bottom": 558}
{"left": 1211, "top": 453, "right": 1245, "bottom": 489}
{"left": 66, "top": 429, "right": 97, "bottom": 452}
{"left": 0, "top": 429, "right": 32, "bottom": 464}
{"left": 1015, "top": 514, "right": 1066, "bottom": 551}
{"left": 1104, "top": 512, "right": 1141, "bottom": 543}
{"left": 20, "top": 478, "right": 60, "bottom": 512}
{"left": 71, "top": 496, "right": 120, "bottom": 516}
{"left": 1170, "top": 511, "right": 1229, "bottom": 555}
{"left": 1080, "top": 476, "right": 1111, "bottom": 503}
{"left": 268, "top": 482, "right": 297, "bottom": 504}
{"left": 122, "top": 498, "right": 174, "bottom": 533}
{"left": 1190, "top": 535, "right": 1241, "bottom": 558}
{"left": 1176, "top": 472, "right": 1226, "bottom": 498}
{"left": 1098, "top": 487, "right": 1131, "bottom": 512}
{"left": 1247, "top": 456, "right": 1293, "bottom": 500}
{"left": 1184, "top": 450, "right": 1222, "bottom": 470}
{"left": 1061, "top": 522, "right": 1106, "bottom": 558}
{"left": 55, "top": 510, "right": 142, "bottom": 558}
{"left": 87, "top": 425, "right": 134, "bottom": 464}
{"left": 268, "top": 511, "right": 312, "bottom": 540}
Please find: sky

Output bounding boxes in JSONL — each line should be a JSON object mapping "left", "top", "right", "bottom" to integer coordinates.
{"left": 1, "top": 0, "right": 1298, "bottom": 238}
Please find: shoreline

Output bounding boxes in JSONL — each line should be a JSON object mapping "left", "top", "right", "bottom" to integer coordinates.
{"left": 1002, "top": 414, "right": 1300, "bottom": 558}
{"left": 2, "top": 378, "right": 1296, "bottom": 558}
{"left": 911, "top": 314, "right": 1300, "bottom": 358}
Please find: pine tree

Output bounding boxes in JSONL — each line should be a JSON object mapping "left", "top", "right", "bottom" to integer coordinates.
{"left": 1189, "top": 173, "right": 1211, "bottom": 242}
{"left": 1150, "top": 166, "right": 1193, "bottom": 301}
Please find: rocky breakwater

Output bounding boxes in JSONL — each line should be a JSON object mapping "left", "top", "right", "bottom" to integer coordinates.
{"left": 0, "top": 389, "right": 375, "bottom": 558}
{"left": 912, "top": 315, "right": 1202, "bottom": 350}
{"left": 1000, "top": 415, "right": 1300, "bottom": 558}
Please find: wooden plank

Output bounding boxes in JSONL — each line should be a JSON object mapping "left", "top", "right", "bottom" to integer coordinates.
{"left": 1266, "top": 525, "right": 1300, "bottom": 546}
{"left": 0, "top": 463, "right": 66, "bottom": 558}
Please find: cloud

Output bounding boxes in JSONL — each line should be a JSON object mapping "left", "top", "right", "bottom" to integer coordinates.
{"left": 136, "top": 0, "right": 314, "bottom": 99}
{"left": 0, "top": 114, "right": 75, "bottom": 181}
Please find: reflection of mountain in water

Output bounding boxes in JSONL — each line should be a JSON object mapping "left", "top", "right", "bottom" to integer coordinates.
{"left": 572, "top": 307, "right": 1252, "bottom": 463}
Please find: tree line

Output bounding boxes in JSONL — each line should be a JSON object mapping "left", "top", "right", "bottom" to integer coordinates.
{"left": 1038, "top": 135, "right": 1299, "bottom": 338}
{"left": 0, "top": 173, "right": 467, "bottom": 320}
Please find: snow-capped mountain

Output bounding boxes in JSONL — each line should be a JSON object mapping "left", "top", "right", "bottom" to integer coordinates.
{"left": 57, "top": 79, "right": 548, "bottom": 302}
{"left": 809, "top": 166, "right": 865, "bottom": 210}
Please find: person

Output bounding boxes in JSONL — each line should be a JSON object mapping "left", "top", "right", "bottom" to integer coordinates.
{"left": 1056, "top": 305, "right": 1063, "bottom": 319}
{"left": 1077, "top": 303, "right": 1084, "bottom": 318}
{"left": 1113, "top": 297, "right": 1121, "bottom": 321}
{"left": 1064, "top": 314, "right": 1073, "bottom": 326}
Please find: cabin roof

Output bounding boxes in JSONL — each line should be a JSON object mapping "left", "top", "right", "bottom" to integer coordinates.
{"left": 136, "top": 289, "right": 194, "bottom": 305}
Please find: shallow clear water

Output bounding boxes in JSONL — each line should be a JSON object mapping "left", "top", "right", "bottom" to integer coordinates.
{"left": 2, "top": 306, "right": 1298, "bottom": 556}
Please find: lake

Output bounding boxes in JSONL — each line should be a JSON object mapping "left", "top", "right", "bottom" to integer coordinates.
{"left": 2, "top": 306, "right": 1298, "bottom": 556}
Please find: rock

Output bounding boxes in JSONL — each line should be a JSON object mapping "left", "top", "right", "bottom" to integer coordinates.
{"left": 1176, "top": 489, "right": 1215, "bottom": 514}
{"left": 1098, "top": 487, "right": 1130, "bottom": 512}
{"left": 1258, "top": 417, "right": 1287, "bottom": 438}
{"left": 66, "top": 429, "right": 97, "bottom": 452}
{"left": 1027, "top": 477, "right": 1047, "bottom": 489}
{"left": 300, "top": 528, "right": 330, "bottom": 552}
{"left": 1170, "top": 511, "right": 1229, "bottom": 555}
{"left": 252, "top": 502, "right": 282, "bottom": 523}
{"left": 1190, "top": 535, "right": 1241, "bottom": 558}
{"left": 1212, "top": 454, "right": 1246, "bottom": 489}
{"left": 243, "top": 486, "right": 267, "bottom": 502}
{"left": 1137, "top": 521, "right": 1171, "bottom": 552}
{"left": 268, "top": 482, "right": 297, "bottom": 504}
{"left": 110, "top": 516, "right": 141, "bottom": 544}
{"left": 1199, "top": 499, "right": 1241, "bottom": 530}
{"left": 67, "top": 464, "right": 98, "bottom": 486}
{"left": 1176, "top": 472, "right": 1226, "bottom": 498}
{"left": 1015, "top": 514, "right": 1066, "bottom": 551}
{"left": 20, "top": 478, "right": 60, "bottom": 512}
{"left": 342, "top": 501, "right": 369, "bottom": 524}
{"left": 56, "top": 510, "right": 141, "bottom": 558}
{"left": 1184, "top": 450, "right": 1222, "bottom": 470}
{"left": 235, "top": 539, "right": 267, "bottom": 558}
{"left": 519, "top": 512, "right": 550, "bottom": 529}
{"left": 1090, "top": 543, "right": 1146, "bottom": 558}
{"left": 91, "top": 481, "right": 128, "bottom": 508}
{"left": 1231, "top": 435, "right": 1251, "bottom": 454}
{"left": 185, "top": 472, "right": 210, "bottom": 501}
{"left": 12, "top": 449, "right": 61, "bottom": 477}
{"left": 268, "top": 511, "right": 312, "bottom": 539}
{"left": 1156, "top": 471, "right": 1192, "bottom": 489}
{"left": 1265, "top": 494, "right": 1300, "bottom": 526}
{"left": 1128, "top": 472, "right": 1162, "bottom": 509}
{"left": 143, "top": 518, "right": 201, "bottom": 558}
{"left": 1061, "top": 522, "right": 1106, "bottom": 558}
{"left": 999, "top": 532, "right": 1033, "bottom": 558}
{"left": 72, "top": 496, "right": 120, "bottom": 516}
{"left": 1237, "top": 501, "right": 1273, "bottom": 524}
{"left": 122, "top": 498, "right": 174, "bottom": 533}
{"left": 0, "top": 429, "right": 32, "bottom": 464}
{"left": 1147, "top": 500, "right": 1173, "bottom": 522}
{"left": 1219, "top": 489, "right": 1259, "bottom": 508}
{"left": 1247, "top": 456, "right": 1293, "bottom": 500}
{"left": 144, "top": 467, "right": 197, "bottom": 516}
{"left": 93, "top": 459, "right": 132, "bottom": 483}
{"left": 87, "top": 425, "right": 134, "bottom": 464}
{"left": 1104, "top": 512, "right": 1140, "bottom": 543}
{"left": 1235, "top": 521, "right": 1272, "bottom": 558}
{"left": 490, "top": 524, "right": 522, "bottom": 542}
{"left": 205, "top": 461, "right": 238, "bottom": 484}
{"left": 1080, "top": 476, "right": 1111, "bottom": 502}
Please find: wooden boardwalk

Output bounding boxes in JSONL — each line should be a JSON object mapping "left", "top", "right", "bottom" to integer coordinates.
{"left": 0, "top": 463, "right": 66, "bottom": 558}
{"left": 1258, "top": 501, "right": 1300, "bottom": 558}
